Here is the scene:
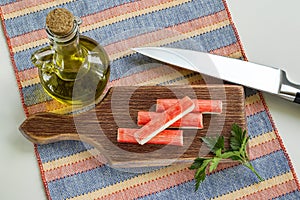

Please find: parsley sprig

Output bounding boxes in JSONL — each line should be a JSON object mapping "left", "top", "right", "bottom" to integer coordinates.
{"left": 189, "top": 124, "right": 263, "bottom": 191}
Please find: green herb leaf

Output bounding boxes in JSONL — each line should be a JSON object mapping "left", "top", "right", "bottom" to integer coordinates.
{"left": 215, "top": 148, "right": 222, "bottom": 157}
{"left": 202, "top": 136, "right": 224, "bottom": 154}
{"left": 194, "top": 169, "right": 206, "bottom": 191}
{"left": 230, "top": 123, "right": 246, "bottom": 150}
{"left": 189, "top": 157, "right": 206, "bottom": 170}
{"left": 190, "top": 124, "right": 263, "bottom": 191}
{"left": 209, "top": 157, "right": 221, "bottom": 172}
{"left": 219, "top": 151, "right": 241, "bottom": 160}
{"left": 192, "top": 159, "right": 210, "bottom": 191}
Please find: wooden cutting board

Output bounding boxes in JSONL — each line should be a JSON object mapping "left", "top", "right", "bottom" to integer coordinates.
{"left": 20, "top": 85, "right": 246, "bottom": 168}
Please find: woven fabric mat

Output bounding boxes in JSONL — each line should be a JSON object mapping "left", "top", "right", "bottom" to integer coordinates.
{"left": 1, "top": 0, "right": 300, "bottom": 199}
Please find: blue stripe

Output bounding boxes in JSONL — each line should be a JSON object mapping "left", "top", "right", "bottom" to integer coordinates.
{"left": 14, "top": 45, "right": 42, "bottom": 71}
{"left": 22, "top": 83, "right": 51, "bottom": 106}
{"left": 247, "top": 111, "right": 273, "bottom": 138}
{"left": 37, "top": 141, "right": 93, "bottom": 163}
{"left": 48, "top": 165, "right": 163, "bottom": 200}
{"left": 274, "top": 190, "right": 300, "bottom": 200}
{"left": 139, "top": 150, "right": 291, "bottom": 200}
{"left": 4, "top": 0, "right": 134, "bottom": 38}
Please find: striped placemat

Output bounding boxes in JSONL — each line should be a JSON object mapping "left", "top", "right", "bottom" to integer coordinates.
{"left": 1, "top": 0, "right": 300, "bottom": 199}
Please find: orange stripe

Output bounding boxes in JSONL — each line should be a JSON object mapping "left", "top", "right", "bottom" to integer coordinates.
{"left": 240, "top": 180, "right": 298, "bottom": 200}
{"left": 44, "top": 155, "right": 104, "bottom": 182}
{"left": 105, "top": 9, "right": 228, "bottom": 56}
{"left": 10, "top": 0, "right": 174, "bottom": 50}
{"left": 245, "top": 100, "right": 265, "bottom": 116}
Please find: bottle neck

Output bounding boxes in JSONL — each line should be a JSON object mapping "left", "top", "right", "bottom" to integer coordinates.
{"left": 47, "top": 18, "right": 88, "bottom": 80}
{"left": 53, "top": 33, "right": 81, "bottom": 55}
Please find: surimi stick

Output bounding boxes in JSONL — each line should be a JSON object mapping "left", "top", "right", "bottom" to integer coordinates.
{"left": 137, "top": 111, "right": 203, "bottom": 129}
{"left": 156, "top": 99, "right": 222, "bottom": 114}
{"left": 117, "top": 128, "right": 183, "bottom": 146}
{"left": 134, "top": 96, "right": 195, "bottom": 145}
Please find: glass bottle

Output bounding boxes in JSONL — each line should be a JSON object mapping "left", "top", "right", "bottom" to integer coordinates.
{"left": 31, "top": 8, "right": 110, "bottom": 105}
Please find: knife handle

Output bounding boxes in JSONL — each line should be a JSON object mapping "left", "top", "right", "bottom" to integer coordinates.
{"left": 294, "top": 93, "right": 300, "bottom": 104}
{"left": 279, "top": 71, "right": 300, "bottom": 103}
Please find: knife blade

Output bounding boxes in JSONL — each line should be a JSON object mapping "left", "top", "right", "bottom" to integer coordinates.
{"left": 133, "top": 47, "right": 300, "bottom": 104}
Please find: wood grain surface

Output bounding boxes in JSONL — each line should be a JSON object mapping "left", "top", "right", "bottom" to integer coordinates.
{"left": 20, "top": 85, "right": 246, "bottom": 168}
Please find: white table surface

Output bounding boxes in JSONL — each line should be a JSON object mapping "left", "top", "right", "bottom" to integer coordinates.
{"left": 1, "top": 1, "right": 300, "bottom": 199}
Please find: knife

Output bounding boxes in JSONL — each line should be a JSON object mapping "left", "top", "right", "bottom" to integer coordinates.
{"left": 133, "top": 47, "right": 300, "bottom": 104}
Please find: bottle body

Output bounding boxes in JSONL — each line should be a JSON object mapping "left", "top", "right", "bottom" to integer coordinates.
{"left": 31, "top": 10, "right": 110, "bottom": 106}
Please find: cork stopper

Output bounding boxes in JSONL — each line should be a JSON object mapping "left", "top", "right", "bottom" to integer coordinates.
{"left": 46, "top": 8, "right": 74, "bottom": 36}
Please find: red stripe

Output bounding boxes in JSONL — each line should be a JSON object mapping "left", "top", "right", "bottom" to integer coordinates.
{"left": 27, "top": 101, "right": 48, "bottom": 115}
{"left": 209, "top": 42, "right": 240, "bottom": 56}
{"left": 1, "top": 0, "right": 52, "bottom": 15}
{"left": 11, "top": 29, "right": 46, "bottom": 50}
{"left": 18, "top": 67, "right": 38, "bottom": 82}
{"left": 245, "top": 100, "right": 265, "bottom": 116}
{"left": 44, "top": 155, "right": 105, "bottom": 182}
{"left": 248, "top": 139, "right": 281, "bottom": 160}
{"left": 240, "top": 180, "right": 298, "bottom": 200}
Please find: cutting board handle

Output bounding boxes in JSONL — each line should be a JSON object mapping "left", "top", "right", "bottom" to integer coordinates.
{"left": 19, "top": 112, "right": 79, "bottom": 144}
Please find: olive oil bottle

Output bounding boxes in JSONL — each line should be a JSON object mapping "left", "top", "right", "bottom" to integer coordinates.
{"left": 31, "top": 8, "right": 110, "bottom": 105}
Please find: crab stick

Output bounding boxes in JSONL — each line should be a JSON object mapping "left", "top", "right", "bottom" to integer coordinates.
{"left": 134, "top": 96, "right": 195, "bottom": 145}
{"left": 156, "top": 99, "right": 222, "bottom": 114}
{"left": 137, "top": 111, "right": 203, "bottom": 129}
{"left": 117, "top": 128, "right": 183, "bottom": 146}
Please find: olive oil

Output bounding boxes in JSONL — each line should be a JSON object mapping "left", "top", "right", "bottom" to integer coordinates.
{"left": 31, "top": 8, "right": 110, "bottom": 105}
